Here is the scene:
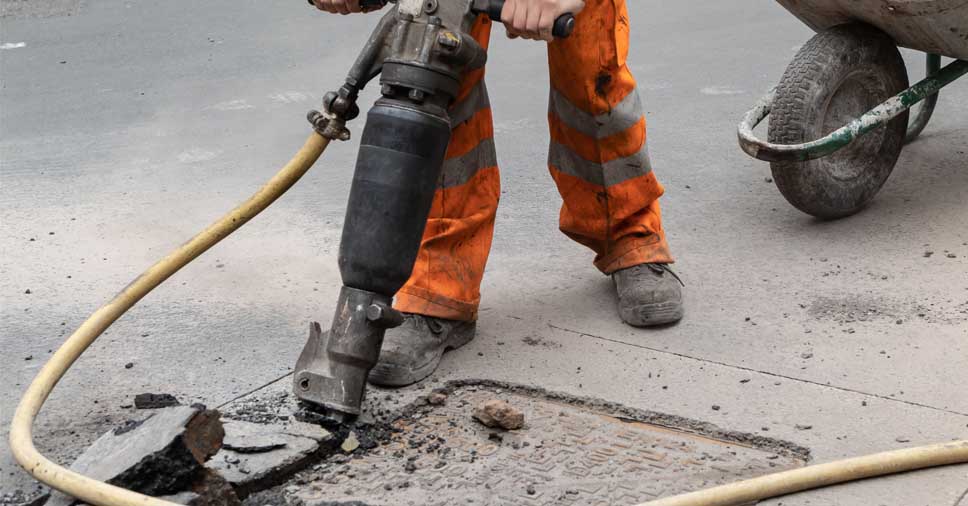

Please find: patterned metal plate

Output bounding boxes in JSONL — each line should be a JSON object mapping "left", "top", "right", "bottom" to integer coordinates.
{"left": 294, "top": 385, "right": 806, "bottom": 506}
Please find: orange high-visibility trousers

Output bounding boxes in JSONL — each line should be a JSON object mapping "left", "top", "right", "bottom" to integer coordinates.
{"left": 395, "top": 0, "right": 673, "bottom": 322}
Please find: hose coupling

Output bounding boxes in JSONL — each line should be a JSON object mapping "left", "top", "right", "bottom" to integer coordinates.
{"left": 307, "top": 109, "right": 351, "bottom": 141}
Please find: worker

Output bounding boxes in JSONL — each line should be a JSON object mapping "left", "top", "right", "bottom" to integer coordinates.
{"left": 312, "top": 0, "right": 683, "bottom": 387}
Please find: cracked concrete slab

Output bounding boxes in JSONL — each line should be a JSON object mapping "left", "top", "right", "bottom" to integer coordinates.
{"left": 208, "top": 419, "right": 333, "bottom": 497}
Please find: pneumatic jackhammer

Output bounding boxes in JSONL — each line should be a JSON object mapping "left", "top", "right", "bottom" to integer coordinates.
{"left": 293, "top": 0, "right": 574, "bottom": 423}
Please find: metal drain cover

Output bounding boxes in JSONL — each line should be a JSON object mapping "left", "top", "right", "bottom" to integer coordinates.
{"left": 294, "top": 385, "right": 806, "bottom": 506}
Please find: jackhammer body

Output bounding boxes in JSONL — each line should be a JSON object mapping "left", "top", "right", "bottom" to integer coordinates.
{"left": 294, "top": 0, "right": 574, "bottom": 422}
{"left": 294, "top": 98, "right": 452, "bottom": 421}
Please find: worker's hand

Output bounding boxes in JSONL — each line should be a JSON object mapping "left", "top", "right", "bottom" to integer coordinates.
{"left": 501, "top": 0, "right": 584, "bottom": 41}
{"left": 311, "top": 0, "right": 380, "bottom": 15}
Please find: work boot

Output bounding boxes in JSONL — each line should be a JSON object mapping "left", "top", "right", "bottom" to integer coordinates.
{"left": 368, "top": 314, "right": 476, "bottom": 387}
{"left": 613, "top": 263, "right": 684, "bottom": 327}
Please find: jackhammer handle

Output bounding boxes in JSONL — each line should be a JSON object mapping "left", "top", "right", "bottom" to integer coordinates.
{"left": 360, "top": 0, "right": 389, "bottom": 9}
{"left": 475, "top": 0, "right": 575, "bottom": 38}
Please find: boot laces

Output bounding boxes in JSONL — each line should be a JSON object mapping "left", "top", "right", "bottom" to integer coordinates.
{"left": 647, "top": 263, "right": 685, "bottom": 287}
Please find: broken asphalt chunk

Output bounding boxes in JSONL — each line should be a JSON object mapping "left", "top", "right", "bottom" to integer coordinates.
{"left": 45, "top": 405, "right": 227, "bottom": 506}
{"left": 134, "top": 392, "right": 181, "bottom": 409}
{"left": 208, "top": 419, "right": 332, "bottom": 497}
{"left": 472, "top": 399, "right": 524, "bottom": 430}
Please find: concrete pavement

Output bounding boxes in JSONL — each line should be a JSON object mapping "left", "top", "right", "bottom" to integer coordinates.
{"left": 2, "top": 0, "right": 967, "bottom": 504}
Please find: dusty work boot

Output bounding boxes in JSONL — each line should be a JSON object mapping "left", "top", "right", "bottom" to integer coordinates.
{"left": 613, "top": 263, "right": 684, "bottom": 327}
{"left": 368, "top": 314, "right": 476, "bottom": 387}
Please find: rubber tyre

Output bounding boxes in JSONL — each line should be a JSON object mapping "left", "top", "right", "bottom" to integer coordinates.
{"left": 768, "top": 24, "right": 909, "bottom": 219}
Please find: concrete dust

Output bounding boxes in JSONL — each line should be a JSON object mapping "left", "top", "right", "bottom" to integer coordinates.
{"left": 806, "top": 293, "right": 967, "bottom": 326}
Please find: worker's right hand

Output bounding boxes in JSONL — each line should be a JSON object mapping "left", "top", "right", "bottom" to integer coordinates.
{"left": 501, "top": 0, "right": 584, "bottom": 41}
{"left": 311, "top": 0, "right": 379, "bottom": 15}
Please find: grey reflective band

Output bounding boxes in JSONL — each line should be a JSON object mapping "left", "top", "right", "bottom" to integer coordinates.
{"left": 440, "top": 137, "right": 498, "bottom": 188}
{"left": 449, "top": 80, "right": 491, "bottom": 128}
{"left": 548, "top": 141, "right": 652, "bottom": 187}
{"left": 548, "top": 87, "right": 643, "bottom": 139}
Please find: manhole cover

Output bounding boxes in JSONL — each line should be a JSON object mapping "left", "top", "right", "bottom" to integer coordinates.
{"left": 292, "top": 384, "right": 807, "bottom": 506}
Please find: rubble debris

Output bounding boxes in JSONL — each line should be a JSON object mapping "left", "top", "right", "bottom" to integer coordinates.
{"left": 341, "top": 432, "right": 360, "bottom": 453}
{"left": 45, "top": 406, "right": 226, "bottom": 506}
{"left": 472, "top": 399, "right": 525, "bottom": 430}
{"left": 0, "top": 489, "right": 48, "bottom": 506}
{"left": 209, "top": 419, "right": 332, "bottom": 497}
{"left": 143, "top": 471, "right": 240, "bottom": 506}
{"left": 223, "top": 428, "right": 288, "bottom": 454}
{"left": 135, "top": 393, "right": 181, "bottom": 409}
{"left": 427, "top": 392, "right": 447, "bottom": 405}
{"left": 239, "top": 489, "right": 302, "bottom": 506}
{"left": 185, "top": 409, "right": 226, "bottom": 462}
{"left": 184, "top": 470, "right": 241, "bottom": 506}
{"left": 156, "top": 491, "right": 203, "bottom": 505}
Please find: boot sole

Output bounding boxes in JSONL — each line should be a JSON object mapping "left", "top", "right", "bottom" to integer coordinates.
{"left": 368, "top": 322, "right": 477, "bottom": 388}
{"left": 619, "top": 300, "right": 684, "bottom": 328}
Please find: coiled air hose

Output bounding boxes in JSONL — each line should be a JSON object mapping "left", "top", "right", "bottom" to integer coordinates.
{"left": 8, "top": 130, "right": 968, "bottom": 506}
{"left": 9, "top": 133, "right": 329, "bottom": 506}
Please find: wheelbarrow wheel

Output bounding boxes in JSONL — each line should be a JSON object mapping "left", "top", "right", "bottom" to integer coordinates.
{"left": 768, "top": 24, "right": 909, "bottom": 219}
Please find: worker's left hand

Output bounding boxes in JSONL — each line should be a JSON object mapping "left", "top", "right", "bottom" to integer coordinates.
{"left": 501, "top": 0, "right": 584, "bottom": 41}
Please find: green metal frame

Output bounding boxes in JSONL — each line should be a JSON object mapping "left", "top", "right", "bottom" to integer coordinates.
{"left": 905, "top": 53, "right": 941, "bottom": 143}
{"left": 738, "top": 54, "right": 968, "bottom": 163}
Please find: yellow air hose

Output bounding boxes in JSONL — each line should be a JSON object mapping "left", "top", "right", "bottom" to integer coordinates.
{"left": 637, "top": 440, "right": 968, "bottom": 506}
{"left": 9, "top": 132, "right": 329, "bottom": 506}
{"left": 8, "top": 130, "right": 968, "bottom": 506}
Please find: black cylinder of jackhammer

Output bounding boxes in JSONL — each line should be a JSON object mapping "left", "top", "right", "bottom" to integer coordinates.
{"left": 338, "top": 98, "right": 450, "bottom": 296}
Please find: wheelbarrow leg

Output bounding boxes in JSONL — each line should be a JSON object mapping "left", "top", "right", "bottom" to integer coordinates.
{"left": 906, "top": 53, "right": 941, "bottom": 143}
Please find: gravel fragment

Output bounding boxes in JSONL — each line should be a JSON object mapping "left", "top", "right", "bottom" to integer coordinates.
{"left": 472, "top": 399, "right": 525, "bottom": 430}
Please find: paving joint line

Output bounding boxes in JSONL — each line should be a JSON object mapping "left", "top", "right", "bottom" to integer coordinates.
{"left": 954, "top": 486, "right": 968, "bottom": 506}
{"left": 213, "top": 325, "right": 967, "bottom": 418}
{"left": 216, "top": 370, "right": 293, "bottom": 409}
{"left": 547, "top": 323, "right": 968, "bottom": 418}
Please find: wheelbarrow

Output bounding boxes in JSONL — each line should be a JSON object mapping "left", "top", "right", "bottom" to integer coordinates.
{"left": 738, "top": 0, "right": 968, "bottom": 219}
